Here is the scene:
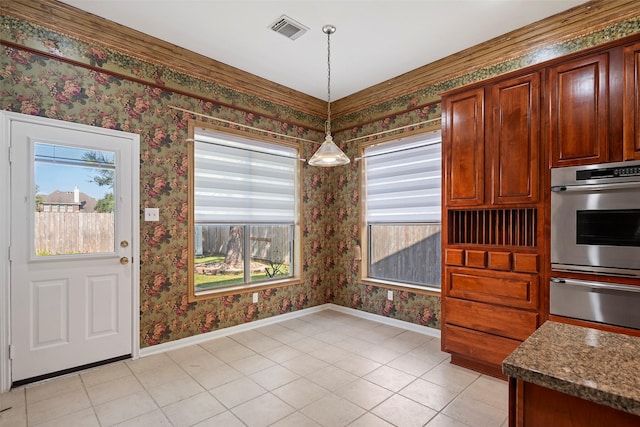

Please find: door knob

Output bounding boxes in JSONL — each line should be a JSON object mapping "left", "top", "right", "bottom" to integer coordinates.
{"left": 120, "top": 257, "right": 129, "bottom": 265}
{"left": 120, "top": 240, "right": 129, "bottom": 248}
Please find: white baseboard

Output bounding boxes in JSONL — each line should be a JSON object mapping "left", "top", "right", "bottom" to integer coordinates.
{"left": 139, "top": 303, "right": 440, "bottom": 358}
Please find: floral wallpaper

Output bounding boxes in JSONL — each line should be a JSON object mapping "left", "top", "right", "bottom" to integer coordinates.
{"left": 2, "top": 10, "right": 639, "bottom": 348}
{"left": 0, "top": 19, "right": 330, "bottom": 348}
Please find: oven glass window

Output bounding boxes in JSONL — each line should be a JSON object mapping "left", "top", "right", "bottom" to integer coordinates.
{"left": 576, "top": 209, "right": 640, "bottom": 247}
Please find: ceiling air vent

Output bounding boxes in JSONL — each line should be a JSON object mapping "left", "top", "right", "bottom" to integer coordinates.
{"left": 270, "top": 15, "right": 309, "bottom": 40}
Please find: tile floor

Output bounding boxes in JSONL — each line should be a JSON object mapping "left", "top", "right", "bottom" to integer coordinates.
{"left": 0, "top": 309, "right": 508, "bottom": 427}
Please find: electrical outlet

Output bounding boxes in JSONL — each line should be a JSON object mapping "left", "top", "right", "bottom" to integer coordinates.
{"left": 387, "top": 290, "right": 393, "bottom": 301}
{"left": 252, "top": 292, "right": 259, "bottom": 303}
{"left": 144, "top": 207, "right": 159, "bottom": 222}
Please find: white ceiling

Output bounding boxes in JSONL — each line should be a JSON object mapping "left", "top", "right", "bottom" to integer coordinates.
{"left": 59, "top": 0, "right": 587, "bottom": 101}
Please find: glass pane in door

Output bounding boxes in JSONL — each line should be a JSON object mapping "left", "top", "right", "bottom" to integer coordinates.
{"left": 34, "top": 142, "right": 116, "bottom": 256}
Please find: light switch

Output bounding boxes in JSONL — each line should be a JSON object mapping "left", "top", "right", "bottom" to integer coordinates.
{"left": 144, "top": 207, "right": 160, "bottom": 222}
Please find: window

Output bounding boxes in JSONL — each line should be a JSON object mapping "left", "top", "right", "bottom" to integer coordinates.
{"left": 362, "top": 132, "right": 442, "bottom": 289}
{"left": 189, "top": 126, "right": 301, "bottom": 299}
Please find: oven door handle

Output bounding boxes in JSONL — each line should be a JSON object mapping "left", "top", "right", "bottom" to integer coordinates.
{"left": 551, "top": 181, "right": 640, "bottom": 192}
{"left": 550, "top": 277, "right": 640, "bottom": 293}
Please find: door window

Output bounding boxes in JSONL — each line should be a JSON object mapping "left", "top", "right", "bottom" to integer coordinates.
{"left": 34, "top": 142, "right": 116, "bottom": 256}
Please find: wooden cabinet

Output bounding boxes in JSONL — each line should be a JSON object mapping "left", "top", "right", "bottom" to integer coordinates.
{"left": 490, "top": 73, "right": 541, "bottom": 204}
{"left": 548, "top": 52, "right": 610, "bottom": 166}
{"left": 510, "top": 380, "right": 640, "bottom": 427}
{"left": 443, "top": 88, "right": 485, "bottom": 206}
{"left": 624, "top": 41, "right": 640, "bottom": 160}
{"left": 442, "top": 73, "right": 542, "bottom": 377}
{"left": 442, "top": 74, "right": 540, "bottom": 208}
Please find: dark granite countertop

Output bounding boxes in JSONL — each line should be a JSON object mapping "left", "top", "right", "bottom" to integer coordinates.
{"left": 502, "top": 321, "right": 640, "bottom": 416}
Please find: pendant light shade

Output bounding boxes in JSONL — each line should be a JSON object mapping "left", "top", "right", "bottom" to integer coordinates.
{"left": 308, "top": 134, "right": 351, "bottom": 166}
{"left": 308, "top": 25, "right": 350, "bottom": 167}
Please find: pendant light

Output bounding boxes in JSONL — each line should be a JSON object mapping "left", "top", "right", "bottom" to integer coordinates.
{"left": 308, "top": 25, "right": 351, "bottom": 167}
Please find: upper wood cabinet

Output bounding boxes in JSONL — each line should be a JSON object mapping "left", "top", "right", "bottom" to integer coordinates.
{"left": 624, "top": 41, "right": 640, "bottom": 160}
{"left": 442, "top": 73, "right": 541, "bottom": 207}
{"left": 489, "top": 73, "right": 541, "bottom": 204}
{"left": 443, "top": 88, "right": 485, "bottom": 206}
{"left": 548, "top": 52, "right": 610, "bottom": 166}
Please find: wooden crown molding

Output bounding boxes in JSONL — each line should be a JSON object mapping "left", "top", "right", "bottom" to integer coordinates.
{"left": 332, "top": 0, "right": 640, "bottom": 118}
{"left": 0, "top": 0, "right": 327, "bottom": 118}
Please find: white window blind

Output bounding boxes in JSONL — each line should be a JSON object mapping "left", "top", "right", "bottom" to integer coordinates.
{"left": 365, "top": 133, "right": 442, "bottom": 223}
{"left": 194, "top": 132, "right": 298, "bottom": 223}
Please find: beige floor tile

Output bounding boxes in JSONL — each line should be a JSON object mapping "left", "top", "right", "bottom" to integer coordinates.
{"left": 161, "top": 392, "right": 225, "bottom": 427}
{"left": 425, "top": 413, "right": 470, "bottom": 427}
{"left": 31, "top": 407, "right": 99, "bottom": 427}
{"left": 460, "top": 376, "right": 509, "bottom": 410}
{"left": 125, "top": 353, "right": 174, "bottom": 375}
{"left": 0, "top": 390, "right": 26, "bottom": 427}
{"left": 363, "top": 365, "right": 416, "bottom": 392}
{"left": 232, "top": 393, "right": 295, "bottom": 427}
{"left": 442, "top": 395, "right": 508, "bottom": 427}
{"left": 280, "top": 353, "right": 329, "bottom": 376}
{"left": 357, "top": 345, "right": 403, "bottom": 364}
{"left": 146, "top": 375, "right": 205, "bottom": 407}
{"left": 0, "top": 387, "right": 25, "bottom": 410}
{"left": 192, "top": 410, "right": 245, "bottom": 427}
{"left": 228, "top": 353, "right": 276, "bottom": 375}
{"left": 25, "top": 375, "right": 83, "bottom": 404}
{"left": 133, "top": 363, "right": 189, "bottom": 389}
{"left": 301, "top": 394, "right": 365, "bottom": 427}
{"left": 372, "top": 394, "right": 438, "bottom": 427}
{"left": 269, "top": 329, "right": 307, "bottom": 344}
{"left": 249, "top": 364, "right": 299, "bottom": 390}
{"left": 261, "top": 344, "right": 304, "bottom": 363}
{"left": 334, "top": 354, "right": 382, "bottom": 377}
{"left": 86, "top": 374, "right": 144, "bottom": 406}
{"left": 399, "top": 378, "right": 458, "bottom": 411}
{"left": 113, "top": 409, "right": 172, "bottom": 427}
{"left": 231, "top": 330, "right": 282, "bottom": 353}
{"left": 10, "top": 310, "right": 513, "bottom": 427}
{"left": 210, "top": 377, "right": 266, "bottom": 408}
{"left": 27, "top": 388, "right": 91, "bottom": 425}
{"left": 421, "top": 361, "right": 480, "bottom": 393}
{"left": 269, "top": 411, "right": 321, "bottom": 427}
{"left": 272, "top": 378, "right": 330, "bottom": 409}
{"left": 311, "top": 343, "right": 352, "bottom": 364}
{"left": 253, "top": 323, "right": 290, "bottom": 337}
{"left": 388, "top": 352, "right": 440, "bottom": 377}
{"left": 348, "top": 412, "right": 395, "bottom": 427}
{"left": 306, "top": 365, "right": 358, "bottom": 392}
{"left": 334, "top": 337, "right": 374, "bottom": 354}
{"left": 335, "top": 378, "right": 394, "bottom": 410}
{"left": 81, "top": 362, "right": 132, "bottom": 388}
{"left": 187, "top": 362, "right": 244, "bottom": 390}
{"left": 207, "top": 341, "right": 255, "bottom": 363}
{"left": 94, "top": 390, "right": 157, "bottom": 426}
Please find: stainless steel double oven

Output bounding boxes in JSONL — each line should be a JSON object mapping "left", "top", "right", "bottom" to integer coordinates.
{"left": 550, "top": 160, "right": 640, "bottom": 330}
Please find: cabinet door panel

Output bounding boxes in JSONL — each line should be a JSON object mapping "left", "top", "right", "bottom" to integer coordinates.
{"left": 624, "top": 42, "right": 640, "bottom": 160}
{"left": 443, "top": 88, "right": 485, "bottom": 205}
{"left": 549, "top": 53, "right": 609, "bottom": 166}
{"left": 491, "top": 73, "right": 540, "bottom": 204}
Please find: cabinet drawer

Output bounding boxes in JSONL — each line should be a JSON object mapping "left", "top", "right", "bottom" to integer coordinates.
{"left": 445, "top": 248, "right": 465, "bottom": 266}
{"left": 445, "top": 267, "right": 539, "bottom": 310}
{"left": 488, "top": 251, "right": 511, "bottom": 270}
{"left": 514, "top": 253, "right": 538, "bottom": 273}
{"left": 445, "top": 298, "right": 538, "bottom": 341}
{"left": 444, "top": 324, "right": 522, "bottom": 368}
{"left": 466, "top": 250, "right": 487, "bottom": 268}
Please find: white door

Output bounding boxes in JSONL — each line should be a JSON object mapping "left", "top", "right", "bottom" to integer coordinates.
{"left": 9, "top": 117, "right": 137, "bottom": 384}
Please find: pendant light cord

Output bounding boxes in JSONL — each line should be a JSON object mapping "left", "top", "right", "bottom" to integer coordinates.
{"left": 325, "top": 26, "right": 332, "bottom": 137}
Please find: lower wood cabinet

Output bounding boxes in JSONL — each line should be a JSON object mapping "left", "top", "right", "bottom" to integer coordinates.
{"left": 442, "top": 262, "right": 541, "bottom": 378}
{"left": 510, "top": 379, "right": 640, "bottom": 427}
